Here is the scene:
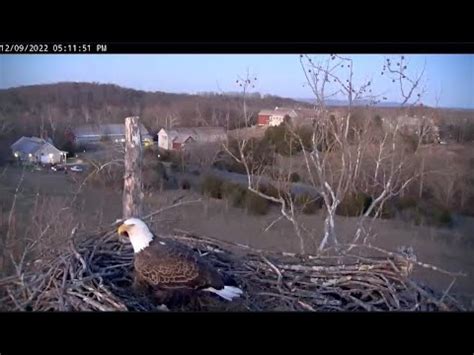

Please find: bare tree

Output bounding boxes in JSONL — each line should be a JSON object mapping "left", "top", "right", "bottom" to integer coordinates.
{"left": 184, "top": 142, "right": 221, "bottom": 174}
{"left": 236, "top": 68, "right": 257, "bottom": 127}
{"left": 383, "top": 55, "right": 426, "bottom": 107}
{"left": 0, "top": 114, "right": 14, "bottom": 138}
{"left": 165, "top": 112, "right": 181, "bottom": 130}
{"left": 46, "top": 104, "right": 57, "bottom": 141}
{"left": 224, "top": 55, "right": 428, "bottom": 254}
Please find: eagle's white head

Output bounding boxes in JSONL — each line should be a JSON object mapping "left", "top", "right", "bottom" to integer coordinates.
{"left": 117, "top": 218, "right": 154, "bottom": 253}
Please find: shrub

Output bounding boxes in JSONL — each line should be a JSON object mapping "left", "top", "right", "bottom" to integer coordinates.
{"left": 395, "top": 196, "right": 453, "bottom": 227}
{"left": 295, "top": 193, "right": 321, "bottom": 214}
{"left": 259, "top": 183, "right": 280, "bottom": 201}
{"left": 222, "top": 182, "right": 247, "bottom": 208}
{"left": 225, "top": 161, "right": 247, "bottom": 174}
{"left": 100, "top": 135, "right": 111, "bottom": 143}
{"left": 158, "top": 149, "right": 172, "bottom": 162}
{"left": 201, "top": 175, "right": 224, "bottom": 199}
{"left": 433, "top": 207, "right": 453, "bottom": 227}
{"left": 263, "top": 125, "right": 300, "bottom": 156}
{"left": 378, "top": 202, "right": 396, "bottom": 220}
{"left": 155, "top": 161, "right": 167, "bottom": 178}
{"left": 142, "top": 155, "right": 168, "bottom": 190}
{"left": 400, "top": 133, "right": 418, "bottom": 153}
{"left": 336, "top": 192, "right": 372, "bottom": 217}
{"left": 88, "top": 164, "right": 123, "bottom": 190}
{"left": 289, "top": 172, "right": 300, "bottom": 183}
{"left": 60, "top": 140, "right": 76, "bottom": 157}
{"left": 295, "top": 126, "right": 314, "bottom": 151}
{"left": 180, "top": 179, "right": 191, "bottom": 190}
{"left": 396, "top": 196, "right": 418, "bottom": 210}
{"left": 170, "top": 162, "right": 180, "bottom": 172}
{"left": 245, "top": 192, "right": 270, "bottom": 215}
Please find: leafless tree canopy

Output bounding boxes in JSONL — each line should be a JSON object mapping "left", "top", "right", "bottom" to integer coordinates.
{"left": 223, "top": 55, "right": 436, "bottom": 254}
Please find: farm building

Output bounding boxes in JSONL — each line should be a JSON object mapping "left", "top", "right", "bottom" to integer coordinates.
{"left": 158, "top": 127, "right": 226, "bottom": 151}
{"left": 257, "top": 107, "right": 317, "bottom": 127}
{"left": 257, "top": 107, "right": 298, "bottom": 127}
{"left": 10, "top": 136, "right": 67, "bottom": 165}
{"left": 70, "top": 123, "right": 153, "bottom": 146}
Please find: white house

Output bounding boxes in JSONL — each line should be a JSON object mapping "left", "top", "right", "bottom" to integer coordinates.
{"left": 257, "top": 107, "right": 300, "bottom": 126}
{"left": 10, "top": 137, "right": 67, "bottom": 165}
{"left": 158, "top": 127, "right": 226, "bottom": 151}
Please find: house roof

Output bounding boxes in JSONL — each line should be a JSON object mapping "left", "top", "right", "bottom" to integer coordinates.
{"left": 258, "top": 108, "right": 299, "bottom": 117}
{"left": 165, "top": 127, "right": 226, "bottom": 144}
{"left": 73, "top": 123, "right": 151, "bottom": 138}
{"left": 10, "top": 136, "right": 64, "bottom": 155}
{"left": 258, "top": 110, "right": 276, "bottom": 116}
{"left": 274, "top": 107, "right": 297, "bottom": 114}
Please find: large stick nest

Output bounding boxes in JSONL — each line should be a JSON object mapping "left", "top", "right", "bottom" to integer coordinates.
{"left": 0, "top": 230, "right": 464, "bottom": 312}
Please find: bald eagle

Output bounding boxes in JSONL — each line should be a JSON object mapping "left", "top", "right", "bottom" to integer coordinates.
{"left": 117, "top": 218, "right": 243, "bottom": 303}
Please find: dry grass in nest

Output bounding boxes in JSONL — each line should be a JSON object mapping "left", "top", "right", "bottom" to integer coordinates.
{"left": 0, "top": 228, "right": 465, "bottom": 312}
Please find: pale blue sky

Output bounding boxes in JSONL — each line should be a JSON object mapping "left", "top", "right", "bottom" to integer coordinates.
{"left": 1, "top": 54, "right": 473, "bottom": 108}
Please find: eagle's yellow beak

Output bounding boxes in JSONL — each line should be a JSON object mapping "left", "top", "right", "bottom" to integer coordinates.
{"left": 117, "top": 223, "right": 130, "bottom": 236}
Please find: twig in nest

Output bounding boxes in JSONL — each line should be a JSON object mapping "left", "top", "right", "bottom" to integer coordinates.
{"left": 261, "top": 255, "right": 283, "bottom": 291}
{"left": 343, "top": 243, "right": 467, "bottom": 278}
{"left": 439, "top": 278, "right": 456, "bottom": 304}
{"left": 6, "top": 287, "right": 23, "bottom": 310}
{"left": 0, "top": 229, "right": 465, "bottom": 312}
{"left": 298, "top": 300, "right": 316, "bottom": 311}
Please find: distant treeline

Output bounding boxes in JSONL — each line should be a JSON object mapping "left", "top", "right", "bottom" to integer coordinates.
{"left": 0, "top": 82, "right": 473, "bottom": 163}
{"left": 0, "top": 82, "right": 310, "bottom": 142}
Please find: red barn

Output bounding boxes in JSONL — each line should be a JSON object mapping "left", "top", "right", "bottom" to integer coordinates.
{"left": 257, "top": 110, "right": 274, "bottom": 126}
{"left": 172, "top": 136, "right": 195, "bottom": 151}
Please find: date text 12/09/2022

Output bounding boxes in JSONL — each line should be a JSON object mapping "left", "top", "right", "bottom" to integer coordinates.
{"left": 0, "top": 43, "right": 108, "bottom": 53}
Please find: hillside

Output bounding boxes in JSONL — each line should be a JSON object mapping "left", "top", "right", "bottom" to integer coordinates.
{"left": 1, "top": 82, "right": 473, "bottom": 164}
{"left": 0, "top": 82, "right": 309, "bottom": 140}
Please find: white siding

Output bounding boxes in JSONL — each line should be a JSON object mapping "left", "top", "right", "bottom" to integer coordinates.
{"left": 37, "top": 144, "right": 64, "bottom": 164}
{"left": 158, "top": 129, "right": 171, "bottom": 150}
{"left": 269, "top": 115, "right": 285, "bottom": 126}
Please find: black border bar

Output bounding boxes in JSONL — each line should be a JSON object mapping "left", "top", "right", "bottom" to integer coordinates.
{"left": 1, "top": 41, "right": 474, "bottom": 54}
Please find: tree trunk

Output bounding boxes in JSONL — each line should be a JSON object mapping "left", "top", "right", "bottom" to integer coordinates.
{"left": 419, "top": 153, "right": 425, "bottom": 199}
{"left": 319, "top": 207, "right": 337, "bottom": 251}
{"left": 122, "top": 116, "right": 143, "bottom": 221}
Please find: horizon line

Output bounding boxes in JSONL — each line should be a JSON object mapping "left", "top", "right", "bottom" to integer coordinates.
{"left": 2, "top": 80, "right": 473, "bottom": 111}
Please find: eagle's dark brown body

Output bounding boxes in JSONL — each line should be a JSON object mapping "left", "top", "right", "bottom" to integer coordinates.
{"left": 132, "top": 236, "right": 225, "bottom": 304}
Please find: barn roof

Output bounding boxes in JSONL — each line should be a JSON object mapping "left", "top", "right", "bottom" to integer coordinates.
{"left": 166, "top": 127, "right": 226, "bottom": 144}
{"left": 259, "top": 107, "right": 299, "bottom": 117}
{"left": 73, "top": 123, "right": 151, "bottom": 138}
{"left": 258, "top": 109, "right": 276, "bottom": 116}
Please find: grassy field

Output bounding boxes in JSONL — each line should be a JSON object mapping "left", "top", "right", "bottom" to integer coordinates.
{"left": 1, "top": 164, "right": 473, "bottom": 308}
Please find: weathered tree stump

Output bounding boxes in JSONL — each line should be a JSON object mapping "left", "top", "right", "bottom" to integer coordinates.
{"left": 122, "top": 116, "right": 143, "bottom": 224}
